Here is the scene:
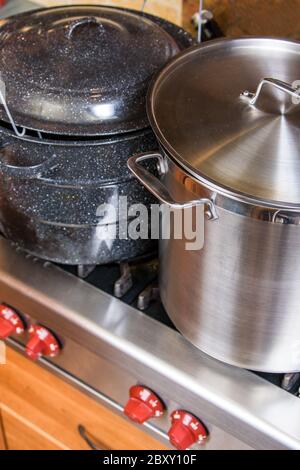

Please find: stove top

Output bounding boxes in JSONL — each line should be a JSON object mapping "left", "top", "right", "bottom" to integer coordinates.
{"left": 61, "top": 258, "right": 300, "bottom": 396}
{"left": 62, "top": 258, "right": 172, "bottom": 328}
{"left": 1, "top": 237, "right": 300, "bottom": 450}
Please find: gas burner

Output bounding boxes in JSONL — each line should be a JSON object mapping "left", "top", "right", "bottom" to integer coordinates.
{"left": 282, "top": 373, "right": 300, "bottom": 393}
{"left": 114, "top": 263, "right": 133, "bottom": 298}
{"left": 77, "top": 264, "right": 97, "bottom": 279}
{"left": 138, "top": 284, "right": 160, "bottom": 310}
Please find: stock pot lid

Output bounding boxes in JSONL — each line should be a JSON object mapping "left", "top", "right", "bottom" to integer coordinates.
{"left": 0, "top": 6, "right": 180, "bottom": 136}
{"left": 149, "top": 38, "right": 300, "bottom": 207}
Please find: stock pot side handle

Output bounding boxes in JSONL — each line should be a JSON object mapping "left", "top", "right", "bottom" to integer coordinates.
{"left": 127, "top": 152, "right": 218, "bottom": 220}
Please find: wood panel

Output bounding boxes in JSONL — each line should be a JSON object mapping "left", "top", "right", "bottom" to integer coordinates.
{"left": 1, "top": 405, "right": 68, "bottom": 451}
{"left": 183, "top": 1, "right": 300, "bottom": 39}
{"left": 31, "top": 0, "right": 183, "bottom": 25}
{"left": 0, "top": 347, "right": 166, "bottom": 450}
{"left": 0, "top": 410, "right": 7, "bottom": 450}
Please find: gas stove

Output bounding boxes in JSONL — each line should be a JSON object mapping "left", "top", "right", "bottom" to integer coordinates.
{"left": 1, "top": 0, "right": 300, "bottom": 451}
{"left": 1, "top": 236, "right": 300, "bottom": 450}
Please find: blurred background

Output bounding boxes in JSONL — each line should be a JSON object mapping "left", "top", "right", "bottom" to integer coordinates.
{"left": 1, "top": 1, "right": 300, "bottom": 38}
{"left": 183, "top": 0, "right": 300, "bottom": 38}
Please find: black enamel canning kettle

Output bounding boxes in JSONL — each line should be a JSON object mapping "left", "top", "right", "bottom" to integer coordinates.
{"left": 0, "top": 5, "right": 192, "bottom": 266}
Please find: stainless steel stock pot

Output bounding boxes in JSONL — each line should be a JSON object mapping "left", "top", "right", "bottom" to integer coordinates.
{"left": 128, "top": 38, "right": 300, "bottom": 372}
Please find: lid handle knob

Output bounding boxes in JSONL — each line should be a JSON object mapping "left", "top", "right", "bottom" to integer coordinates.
{"left": 66, "top": 17, "right": 103, "bottom": 39}
{"left": 240, "top": 78, "right": 300, "bottom": 109}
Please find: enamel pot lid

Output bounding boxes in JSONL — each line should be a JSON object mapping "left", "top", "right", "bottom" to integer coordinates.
{"left": 148, "top": 38, "right": 300, "bottom": 208}
{"left": 0, "top": 6, "right": 181, "bottom": 136}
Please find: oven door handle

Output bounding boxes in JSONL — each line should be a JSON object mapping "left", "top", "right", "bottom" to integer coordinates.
{"left": 78, "top": 425, "right": 107, "bottom": 451}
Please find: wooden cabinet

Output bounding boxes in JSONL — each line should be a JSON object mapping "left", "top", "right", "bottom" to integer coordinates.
{"left": 1, "top": 406, "right": 67, "bottom": 451}
{"left": 0, "top": 411, "right": 7, "bottom": 450}
{"left": 0, "top": 347, "right": 166, "bottom": 451}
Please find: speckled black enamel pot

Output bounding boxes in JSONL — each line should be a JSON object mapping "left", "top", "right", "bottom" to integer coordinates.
{"left": 0, "top": 127, "right": 158, "bottom": 265}
{"left": 0, "top": 6, "right": 193, "bottom": 135}
{"left": 0, "top": 6, "right": 193, "bottom": 265}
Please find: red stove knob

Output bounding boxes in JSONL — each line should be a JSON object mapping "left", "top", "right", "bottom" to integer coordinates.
{"left": 0, "top": 304, "right": 25, "bottom": 339}
{"left": 168, "top": 410, "right": 208, "bottom": 450}
{"left": 124, "top": 385, "right": 164, "bottom": 424}
{"left": 26, "top": 325, "right": 60, "bottom": 361}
